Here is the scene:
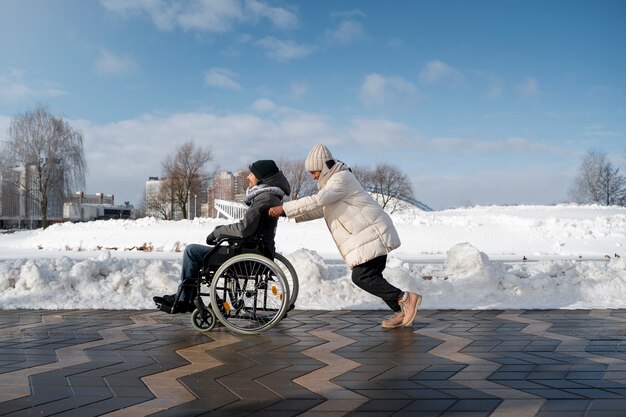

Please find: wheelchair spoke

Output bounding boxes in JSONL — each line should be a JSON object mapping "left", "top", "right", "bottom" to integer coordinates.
{"left": 210, "top": 253, "right": 289, "bottom": 334}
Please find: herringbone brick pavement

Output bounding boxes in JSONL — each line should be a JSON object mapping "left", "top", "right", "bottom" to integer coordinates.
{"left": 1, "top": 309, "right": 626, "bottom": 416}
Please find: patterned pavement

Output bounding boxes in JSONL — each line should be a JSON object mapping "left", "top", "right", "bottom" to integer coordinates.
{"left": 1, "top": 309, "right": 626, "bottom": 417}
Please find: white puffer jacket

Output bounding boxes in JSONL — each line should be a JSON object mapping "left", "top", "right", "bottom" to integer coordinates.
{"left": 283, "top": 168, "right": 401, "bottom": 268}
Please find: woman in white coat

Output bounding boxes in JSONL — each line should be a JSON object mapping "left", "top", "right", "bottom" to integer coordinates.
{"left": 269, "top": 144, "right": 422, "bottom": 328}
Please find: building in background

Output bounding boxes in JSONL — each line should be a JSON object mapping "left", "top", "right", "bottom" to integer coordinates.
{"left": 144, "top": 176, "right": 169, "bottom": 219}
{"left": 0, "top": 165, "right": 131, "bottom": 229}
{"left": 0, "top": 164, "right": 64, "bottom": 229}
{"left": 144, "top": 176, "right": 206, "bottom": 220}
{"left": 63, "top": 192, "right": 133, "bottom": 222}
{"left": 233, "top": 171, "right": 247, "bottom": 201}
{"left": 142, "top": 171, "right": 251, "bottom": 220}
{"left": 206, "top": 171, "right": 247, "bottom": 218}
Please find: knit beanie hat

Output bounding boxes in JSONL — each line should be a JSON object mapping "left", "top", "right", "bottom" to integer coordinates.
{"left": 304, "top": 144, "right": 334, "bottom": 172}
{"left": 249, "top": 160, "right": 279, "bottom": 180}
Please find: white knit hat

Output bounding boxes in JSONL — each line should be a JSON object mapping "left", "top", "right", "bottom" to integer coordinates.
{"left": 305, "top": 144, "right": 333, "bottom": 172}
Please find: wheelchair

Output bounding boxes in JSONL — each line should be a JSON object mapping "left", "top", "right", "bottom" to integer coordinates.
{"left": 173, "top": 237, "right": 298, "bottom": 335}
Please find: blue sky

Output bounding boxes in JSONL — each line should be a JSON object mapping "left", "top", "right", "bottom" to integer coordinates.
{"left": 0, "top": 0, "right": 624, "bottom": 209}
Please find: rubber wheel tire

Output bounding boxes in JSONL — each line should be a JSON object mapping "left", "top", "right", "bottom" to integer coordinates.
{"left": 191, "top": 308, "right": 217, "bottom": 332}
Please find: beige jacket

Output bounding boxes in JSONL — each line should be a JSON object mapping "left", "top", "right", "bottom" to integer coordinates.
{"left": 283, "top": 167, "right": 401, "bottom": 268}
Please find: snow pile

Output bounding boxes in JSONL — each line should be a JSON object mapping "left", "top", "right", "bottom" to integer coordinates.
{"left": 0, "top": 204, "right": 625, "bottom": 310}
{"left": 0, "top": 251, "right": 179, "bottom": 309}
{"left": 393, "top": 204, "right": 626, "bottom": 260}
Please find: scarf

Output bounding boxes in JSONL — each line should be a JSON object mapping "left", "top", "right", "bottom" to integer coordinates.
{"left": 243, "top": 184, "right": 286, "bottom": 206}
{"left": 317, "top": 160, "right": 348, "bottom": 190}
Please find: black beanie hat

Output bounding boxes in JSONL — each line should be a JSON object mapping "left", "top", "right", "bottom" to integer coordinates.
{"left": 249, "top": 160, "right": 279, "bottom": 180}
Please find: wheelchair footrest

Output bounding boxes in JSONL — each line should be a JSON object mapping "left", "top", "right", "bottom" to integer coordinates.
{"left": 155, "top": 302, "right": 174, "bottom": 314}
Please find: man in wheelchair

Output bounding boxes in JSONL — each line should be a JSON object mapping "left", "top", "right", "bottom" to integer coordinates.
{"left": 153, "top": 159, "right": 291, "bottom": 314}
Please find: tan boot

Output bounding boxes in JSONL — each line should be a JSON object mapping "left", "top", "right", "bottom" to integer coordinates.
{"left": 381, "top": 311, "right": 405, "bottom": 329}
{"left": 399, "top": 292, "right": 422, "bottom": 327}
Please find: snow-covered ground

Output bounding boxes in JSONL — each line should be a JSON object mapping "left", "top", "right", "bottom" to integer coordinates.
{"left": 1, "top": 204, "right": 625, "bottom": 310}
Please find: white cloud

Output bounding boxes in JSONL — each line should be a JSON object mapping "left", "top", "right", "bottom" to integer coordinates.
{"left": 486, "top": 75, "right": 503, "bottom": 99}
{"left": 255, "top": 37, "right": 314, "bottom": 61}
{"left": 94, "top": 50, "right": 138, "bottom": 77}
{"left": 325, "top": 20, "right": 366, "bottom": 45}
{"left": 387, "top": 37, "right": 404, "bottom": 48}
{"left": 360, "top": 73, "right": 418, "bottom": 107}
{"left": 517, "top": 77, "right": 541, "bottom": 98}
{"left": 0, "top": 69, "right": 67, "bottom": 102}
{"left": 290, "top": 80, "right": 307, "bottom": 98}
{"left": 419, "top": 60, "right": 464, "bottom": 86}
{"left": 579, "top": 124, "right": 622, "bottom": 138}
{"left": 251, "top": 98, "right": 275, "bottom": 112}
{"left": 417, "top": 167, "right": 571, "bottom": 209}
{"left": 347, "top": 118, "right": 414, "bottom": 148}
{"left": 425, "top": 136, "right": 561, "bottom": 155}
{"left": 177, "top": 1, "right": 243, "bottom": 33}
{"left": 73, "top": 108, "right": 335, "bottom": 202}
{"left": 330, "top": 9, "right": 366, "bottom": 19}
{"left": 101, "top": 0, "right": 298, "bottom": 33}
{"left": 31, "top": 105, "right": 577, "bottom": 211}
{"left": 244, "top": 0, "right": 299, "bottom": 30}
{"left": 204, "top": 67, "right": 242, "bottom": 90}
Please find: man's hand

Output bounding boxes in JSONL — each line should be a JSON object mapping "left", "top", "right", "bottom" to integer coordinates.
{"left": 268, "top": 205, "right": 285, "bottom": 218}
{"left": 206, "top": 232, "right": 217, "bottom": 245}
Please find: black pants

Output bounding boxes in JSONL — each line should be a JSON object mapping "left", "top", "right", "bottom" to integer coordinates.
{"left": 351, "top": 255, "right": 402, "bottom": 312}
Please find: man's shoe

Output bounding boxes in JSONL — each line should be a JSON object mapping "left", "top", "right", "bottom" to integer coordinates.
{"left": 153, "top": 294, "right": 179, "bottom": 313}
{"left": 399, "top": 292, "right": 422, "bottom": 327}
{"left": 381, "top": 311, "right": 405, "bottom": 329}
{"left": 153, "top": 294, "right": 176, "bottom": 304}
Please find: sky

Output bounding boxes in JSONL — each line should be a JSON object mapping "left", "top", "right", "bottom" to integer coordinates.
{"left": 0, "top": 0, "right": 625, "bottom": 209}
{"left": 1, "top": 204, "right": 625, "bottom": 310}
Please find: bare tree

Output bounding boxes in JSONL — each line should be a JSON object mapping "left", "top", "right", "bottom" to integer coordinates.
{"left": 569, "top": 149, "right": 626, "bottom": 205}
{"left": 277, "top": 157, "right": 316, "bottom": 199}
{"left": 144, "top": 184, "right": 175, "bottom": 220}
{"left": 162, "top": 140, "right": 214, "bottom": 219}
{"left": 598, "top": 159, "right": 626, "bottom": 205}
{"left": 1, "top": 105, "right": 85, "bottom": 228}
{"left": 569, "top": 150, "right": 603, "bottom": 203}
{"left": 351, "top": 164, "right": 374, "bottom": 189}
{"left": 368, "top": 163, "right": 414, "bottom": 213}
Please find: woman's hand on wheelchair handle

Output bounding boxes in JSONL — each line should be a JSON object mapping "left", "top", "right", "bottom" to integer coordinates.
{"left": 268, "top": 205, "right": 285, "bottom": 218}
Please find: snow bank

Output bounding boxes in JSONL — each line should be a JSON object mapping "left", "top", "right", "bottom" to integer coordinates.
{"left": 0, "top": 251, "right": 179, "bottom": 309}
{"left": 0, "top": 204, "right": 625, "bottom": 310}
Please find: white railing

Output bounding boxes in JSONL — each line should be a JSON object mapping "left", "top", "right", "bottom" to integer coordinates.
{"left": 214, "top": 199, "right": 248, "bottom": 220}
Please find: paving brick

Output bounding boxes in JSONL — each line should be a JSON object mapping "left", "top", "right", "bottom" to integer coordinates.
{"left": 1, "top": 309, "right": 626, "bottom": 416}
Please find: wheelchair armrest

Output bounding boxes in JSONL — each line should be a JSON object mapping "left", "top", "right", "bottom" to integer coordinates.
{"left": 221, "top": 236, "right": 263, "bottom": 246}
{"left": 214, "top": 237, "right": 231, "bottom": 246}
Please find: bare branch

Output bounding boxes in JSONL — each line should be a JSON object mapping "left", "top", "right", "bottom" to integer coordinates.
{"left": 1, "top": 104, "right": 86, "bottom": 228}
{"left": 569, "top": 149, "right": 626, "bottom": 206}
{"left": 368, "top": 163, "right": 414, "bottom": 213}
{"left": 276, "top": 157, "right": 315, "bottom": 199}
{"left": 161, "top": 140, "right": 214, "bottom": 219}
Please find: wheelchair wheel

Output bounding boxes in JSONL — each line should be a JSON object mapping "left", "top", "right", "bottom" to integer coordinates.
{"left": 210, "top": 253, "right": 290, "bottom": 335}
{"left": 191, "top": 307, "right": 217, "bottom": 332}
{"left": 274, "top": 252, "right": 299, "bottom": 308}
